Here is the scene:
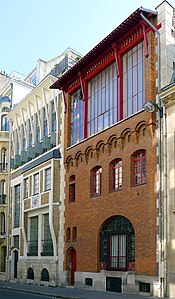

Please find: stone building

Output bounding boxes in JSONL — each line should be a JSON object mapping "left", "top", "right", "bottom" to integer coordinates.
{"left": 51, "top": 1, "right": 175, "bottom": 296}
{"left": 7, "top": 49, "right": 82, "bottom": 285}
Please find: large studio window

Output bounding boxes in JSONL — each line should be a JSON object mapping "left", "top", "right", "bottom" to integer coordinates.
{"left": 87, "top": 62, "right": 118, "bottom": 136}
{"left": 123, "top": 42, "right": 144, "bottom": 118}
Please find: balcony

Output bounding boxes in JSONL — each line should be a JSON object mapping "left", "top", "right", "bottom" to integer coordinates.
{"left": 41, "top": 240, "right": 54, "bottom": 256}
{"left": 0, "top": 195, "right": 6, "bottom": 204}
{"left": 27, "top": 241, "right": 38, "bottom": 256}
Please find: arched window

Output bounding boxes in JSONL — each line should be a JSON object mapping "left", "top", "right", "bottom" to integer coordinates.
{"left": 41, "top": 268, "right": 49, "bottom": 282}
{"left": 72, "top": 226, "right": 77, "bottom": 241}
{"left": 100, "top": 216, "right": 135, "bottom": 271}
{"left": 1, "top": 107, "right": 9, "bottom": 113}
{"left": 1, "top": 148, "right": 7, "bottom": 171}
{"left": 90, "top": 166, "right": 102, "bottom": 197}
{"left": 132, "top": 150, "right": 146, "bottom": 186}
{"left": 27, "top": 267, "right": 34, "bottom": 280}
{"left": 110, "top": 159, "right": 122, "bottom": 191}
{"left": 66, "top": 227, "right": 71, "bottom": 241}
{"left": 69, "top": 175, "right": 75, "bottom": 203}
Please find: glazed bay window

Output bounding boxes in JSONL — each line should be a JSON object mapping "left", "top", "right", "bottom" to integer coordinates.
{"left": 123, "top": 42, "right": 144, "bottom": 118}
{"left": 88, "top": 62, "right": 118, "bottom": 136}
{"left": 33, "top": 173, "right": 39, "bottom": 195}
{"left": 70, "top": 89, "right": 84, "bottom": 145}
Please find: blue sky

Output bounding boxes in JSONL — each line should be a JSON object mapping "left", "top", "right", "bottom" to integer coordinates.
{"left": 0, "top": 0, "right": 170, "bottom": 76}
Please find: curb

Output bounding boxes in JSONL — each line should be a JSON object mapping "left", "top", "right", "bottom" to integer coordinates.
{"left": 0, "top": 285, "right": 86, "bottom": 299}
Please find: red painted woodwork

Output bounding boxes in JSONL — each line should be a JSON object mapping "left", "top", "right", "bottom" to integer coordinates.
{"left": 71, "top": 249, "right": 76, "bottom": 286}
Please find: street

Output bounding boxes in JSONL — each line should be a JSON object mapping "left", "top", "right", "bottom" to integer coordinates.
{"left": 0, "top": 288, "right": 56, "bottom": 299}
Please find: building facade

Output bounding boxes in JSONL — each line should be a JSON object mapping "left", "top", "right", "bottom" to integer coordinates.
{"left": 0, "top": 96, "right": 11, "bottom": 281}
{"left": 51, "top": 1, "right": 175, "bottom": 296}
{"left": 7, "top": 49, "right": 82, "bottom": 285}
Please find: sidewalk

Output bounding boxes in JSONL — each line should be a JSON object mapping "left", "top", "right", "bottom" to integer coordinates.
{"left": 0, "top": 280, "right": 158, "bottom": 299}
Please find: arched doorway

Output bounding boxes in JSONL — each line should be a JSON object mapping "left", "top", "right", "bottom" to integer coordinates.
{"left": 67, "top": 247, "right": 76, "bottom": 286}
{"left": 13, "top": 250, "right": 18, "bottom": 279}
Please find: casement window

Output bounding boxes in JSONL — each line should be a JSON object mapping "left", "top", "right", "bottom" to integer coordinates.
{"left": 43, "top": 107, "right": 48, "bottom": 137}
{"left": 35, "top": 114, "right": 40, "bottom": 142}
{"left": 70, "top": 89, "right": 84, "bottom": 145}
{"left": 1, "top": 148, "right": 7, "bottom": 171}
{"left": 51, "top": 101, "right": 56, "bottom": 132}
{"left": 45, "top": 168, "right": 51, "bottom": 191}
{"left": 110, "top": 159, "right": 122, "bottom": 191}
{"left": 1, "top": 212, "right": 5, "bottom": 235}
{"left": 123, "top": 42, "right": 144, "bottom": 118}
{"left": 87, "top": 62, "right": 118, "bottom": 136}
{"left": 41, "top": 213, "right": 53, "bottom": 256}
{"left": 0, "top": 180, "right": 6, "bottom": 204}
{"left": 66, "top": 227, "right": 71, "bottom": 241}
{"left": 69, "top": 175, "right": 75, "bottom": 203}
{"left": 0, "top": 246, "right": 6, "bottom": 272}
{"left": 28, "top": 216, "right": 38, "bottom": 256}
{"left": 33, "top": 173, "right": 39, "bottom": 195}
{"left": 1, "top": 115, "right": 9, "bottom": 131}
{"left": 14, "top": 184, "right": 20, "bottom": 228}
{"left": 132, "top": 150, "right": 146, "bottom": 186}
{"left": 21, "top": 124, "right": 26, "bottom": 151}
{"left": 100, "top": 216, "right": 135, "bottom": 271}
{"left": 72, "top": 226, "right": 77, "bottom": 241}
{"left": 23, "top": 178, "right": 29, "bottom": 199}
{"left": 91, "top": 166, "right": 102, "bottom": 197}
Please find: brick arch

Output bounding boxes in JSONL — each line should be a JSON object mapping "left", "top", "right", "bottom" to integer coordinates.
{"left": 95, "top": 140, "right": 105, "bottom": 159}
{"left": 75, "top": 151, "right": 83, "bottom": 167}
{"left": 107, "top": 134, "right": 118, "bottom": 153}
{"left": 65, "top": 155, "right": 74, "bottom": 170}
{"left": 85, "top": 146, "right": 93, "bottom": 164}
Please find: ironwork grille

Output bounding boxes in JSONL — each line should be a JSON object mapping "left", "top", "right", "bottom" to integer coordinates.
{"left": 100, "top": 216, "right": 135, "bottom": 271}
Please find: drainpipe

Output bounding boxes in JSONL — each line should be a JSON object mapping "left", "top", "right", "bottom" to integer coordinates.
{"left": 140, "top": 12, "right": 163, "bottom": 297}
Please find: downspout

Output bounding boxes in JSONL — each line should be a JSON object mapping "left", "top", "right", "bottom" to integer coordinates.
{"left": 140, "top": 12, "right": 163, "bottom": 297}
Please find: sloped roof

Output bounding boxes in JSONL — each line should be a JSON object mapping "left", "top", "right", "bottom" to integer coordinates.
{"left": 50, "top": 7, "right": 157, "bottom": 90}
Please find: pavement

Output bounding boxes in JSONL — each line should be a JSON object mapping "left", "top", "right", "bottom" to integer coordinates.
{"left": 0, "top": 280, "right": 160, "bottom": 299}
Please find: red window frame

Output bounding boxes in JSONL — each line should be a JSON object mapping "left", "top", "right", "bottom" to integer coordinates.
{"left": 90, "top": 166, "right": 102, "bottom": 197}
{"left": 69, "top": 175, "right": 75, "bottom": 203}
{"left": 132, "top": 150, "right": 146, "bottom": 186}
{"left": 111, "top": 159, "right": 122, "bottom": 191}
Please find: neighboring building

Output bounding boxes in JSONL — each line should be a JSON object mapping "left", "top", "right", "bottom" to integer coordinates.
{"left": 160, "top": 75, "right": 175, "bottom": 298}
{"left": 0, "top": 97, "right": 11, "bottom": 281}
{"left": 7, "top": 48, "right": 82, "bottom": 285}
{"left": 51, "top": 1, "right": 174, "bottom": 297}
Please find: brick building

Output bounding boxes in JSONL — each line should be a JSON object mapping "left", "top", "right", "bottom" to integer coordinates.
{"left": 51, "top": 2, "right": 175, "bottom": 296}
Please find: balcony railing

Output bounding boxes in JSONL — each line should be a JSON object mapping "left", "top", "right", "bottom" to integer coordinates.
{"left": 41, "top": 240, "right": 54, "bottom": 256}
{"left": 0, "top": 195, "right": 6, "bottom": 204}
{"left": 27, "top": 241, "right": 38, "bottom": 256}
